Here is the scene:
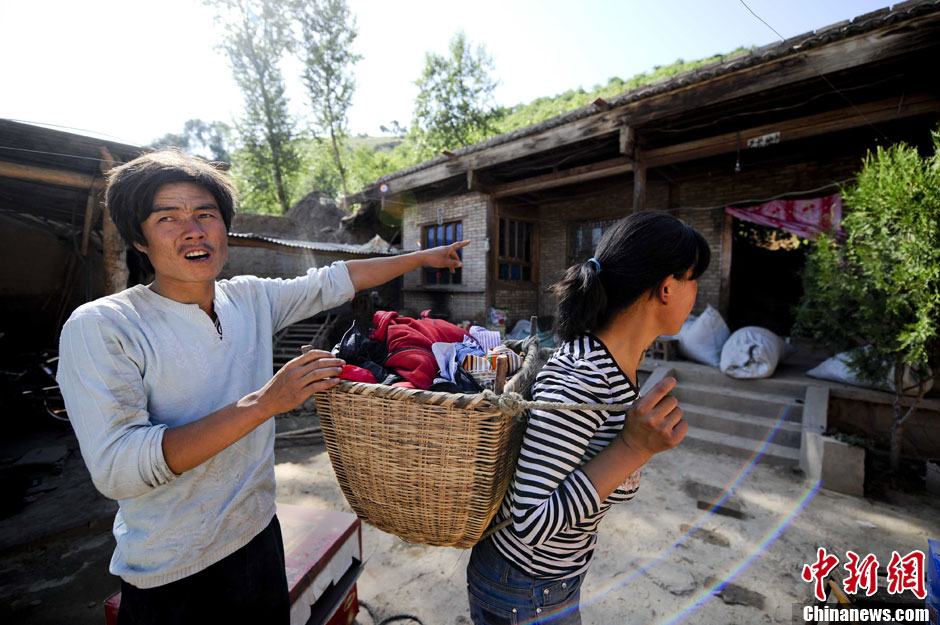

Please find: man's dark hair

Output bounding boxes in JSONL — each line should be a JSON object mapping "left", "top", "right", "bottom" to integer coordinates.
{"left": 106, "top": 150, "right": 237, "bottom": 249}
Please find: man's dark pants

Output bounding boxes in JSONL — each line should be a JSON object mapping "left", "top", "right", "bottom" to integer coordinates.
{"left": 117, "top": 516, "right": 290, "bottom": 624}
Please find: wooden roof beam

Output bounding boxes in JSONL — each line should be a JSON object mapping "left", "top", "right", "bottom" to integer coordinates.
{"left": 0, "top": 160, "right": 107, "bottom": 190}
{"left": 364, "top": 107, "right": 630, "bottom": 198}
{"left": 490, "top": 156, "right": 633, "bottom": 198}
{"left": 489, "top": 94, "right": 936, "bottom": 199}
{"left": 643, "top": 93, "right": 939, "bottom": 168}
{"left": 614, "top": 10, "right": 940, "bottom": 130}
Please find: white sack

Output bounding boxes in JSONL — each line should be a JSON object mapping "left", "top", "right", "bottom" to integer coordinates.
{"left": 678, "top": 304, "right": 730, "bottom": 368}
{"left": 720, "top": 326, "right": 787, "bottom": 379}
{"left": 806, "top": 349, "right": 933, "bottom": 396}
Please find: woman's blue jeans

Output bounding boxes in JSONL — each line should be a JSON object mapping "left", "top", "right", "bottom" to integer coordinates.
{"left": 467, "top": 536, "right": 584, "bottom": 625}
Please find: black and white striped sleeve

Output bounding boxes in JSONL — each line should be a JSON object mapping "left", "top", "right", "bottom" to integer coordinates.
{"left": 506, "top": 361, "right": 611, "bottom": 546}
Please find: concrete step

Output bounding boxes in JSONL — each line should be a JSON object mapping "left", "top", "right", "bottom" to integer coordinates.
{"left": 672, "top": 382, "right": 803, "bottom": 422}
{"left": 681, "top": 426, "right": 801, "bottom": 467}
{"left": 643, "top": 359, "right": 809, "bottom": 399}
{"left": 682, "top": 403, "right": 802, "bottom": 449}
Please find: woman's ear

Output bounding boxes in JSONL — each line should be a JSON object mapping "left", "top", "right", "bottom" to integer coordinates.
{"left": 656, "top": 276, "right": 672, "bottom": 304}
{"left": 133, "top": 240, "right": 148, "bottom": 255}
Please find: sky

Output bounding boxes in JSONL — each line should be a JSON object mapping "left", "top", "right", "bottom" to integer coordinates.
{"left": 0, "top": 0, "right": 896, "bottom": 147}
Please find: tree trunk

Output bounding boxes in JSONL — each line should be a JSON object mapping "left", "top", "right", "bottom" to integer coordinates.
{"left": 889, "top": 410, "right": 904, "bottom": 474}
{"left": 329, "top": 125, "right": 349, "bottom": 202}
{"left": 889, "top": 358, "right": 905, "bottom": 473}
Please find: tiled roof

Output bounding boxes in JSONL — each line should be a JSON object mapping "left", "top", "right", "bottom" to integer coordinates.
{"left": 374, "top": 0, "right": 939, "bottom": 184}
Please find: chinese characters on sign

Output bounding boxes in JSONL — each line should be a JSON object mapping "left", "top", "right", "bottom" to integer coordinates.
{"left": 801, "top": 547, "right": 926, "bottom": 601}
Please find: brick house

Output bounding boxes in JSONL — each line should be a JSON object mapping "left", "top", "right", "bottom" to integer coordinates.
{"left": 345, "top": 1, "right": 940, "bottom": 336}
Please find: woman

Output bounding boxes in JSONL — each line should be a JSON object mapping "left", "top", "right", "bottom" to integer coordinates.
{"left": 467, "top": 211, "right": 710, "bottom": 624}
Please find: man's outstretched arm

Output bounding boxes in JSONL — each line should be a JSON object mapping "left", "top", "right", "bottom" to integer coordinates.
{"left": 345, "top": 241, "right": 469, "bottom": 291}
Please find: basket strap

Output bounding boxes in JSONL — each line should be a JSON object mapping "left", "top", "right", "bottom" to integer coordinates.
{"left": 482, "top": 389, "right": 635, "bottom": 418}
{"left": 480, "top": 517, "right": 511, "bottom": 540}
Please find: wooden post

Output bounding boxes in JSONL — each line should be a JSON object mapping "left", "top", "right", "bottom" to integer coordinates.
{"left": 494, "top": 355, "right": 509, "bottom": 395}
{"left": 619, "top": 126, "right": 635, "bottom": 158}
{"left": 80, "top": 185, "right": 97, "bottom": 256}
{"left": 486, "top": 196, "right": 497, "bottom": 312}
{"left": 632, "top": 159, "right": 647, "bottom": 213}
{"left": 719, "top": 212, "right": 734, "bottom": 319}
{"left": 99, "top": 147, "right": 128, "bottom": 294}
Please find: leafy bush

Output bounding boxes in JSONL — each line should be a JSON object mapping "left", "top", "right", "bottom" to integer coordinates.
{"left": 796, "top": 128, "right": 940, "bottom": 470}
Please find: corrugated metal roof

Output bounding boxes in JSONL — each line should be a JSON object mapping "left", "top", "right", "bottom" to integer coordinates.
{"left": 228, "top": 232, "right": 399, "bottom": 255}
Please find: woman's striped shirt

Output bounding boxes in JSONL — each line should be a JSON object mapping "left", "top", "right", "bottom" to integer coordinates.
{"left": 490, "top": 333, "right": 641, "bottom": 579}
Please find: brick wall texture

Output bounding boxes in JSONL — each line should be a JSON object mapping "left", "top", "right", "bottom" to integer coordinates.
{"left": 401, "top": 192, "right": 490, "bottom": 321}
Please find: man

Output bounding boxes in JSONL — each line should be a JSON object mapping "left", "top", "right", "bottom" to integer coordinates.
{"left": 57, "top": 150, "right": 467, "bottom": 623}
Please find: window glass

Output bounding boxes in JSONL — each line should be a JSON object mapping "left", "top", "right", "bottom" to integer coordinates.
{"left": 423, "top": 220, "right": 462, "bottom": 285}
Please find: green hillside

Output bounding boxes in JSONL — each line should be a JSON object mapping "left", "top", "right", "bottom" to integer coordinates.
{"left": 492, "top": 48, "right": 751, "bottom": 133}
{"left": 261, "top": 48, "right": 754, "bottom": 210}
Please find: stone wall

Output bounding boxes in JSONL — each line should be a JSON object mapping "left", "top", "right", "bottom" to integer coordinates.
{"left": 220, "top": 245, "right": 332, "bottom": 280}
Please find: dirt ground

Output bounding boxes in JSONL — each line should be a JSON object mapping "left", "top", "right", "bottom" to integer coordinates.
{"left": 2, "top": 412, "right": 937, "bottom": 625}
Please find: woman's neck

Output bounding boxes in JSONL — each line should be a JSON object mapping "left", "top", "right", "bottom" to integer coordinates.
{"left": 593, "top": 305, "right": 660, "bottom": 388}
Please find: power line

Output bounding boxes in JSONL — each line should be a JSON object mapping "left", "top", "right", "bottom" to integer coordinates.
{"left": 1, "top": 118, "right": 145, "bottom": 147}
{"left": 737, "top": 0, "right": 891, "bottom": 143}
{"left": 678, "top": 178, "right": 854, "bottom": 212}
{"left": 0, "top": 145, "right": 129, "bottom": 165}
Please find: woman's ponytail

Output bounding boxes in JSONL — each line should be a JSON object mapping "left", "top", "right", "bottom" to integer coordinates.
{"left": 550, "top": 212, "right": 710, "bottom": 343}
{"left": 552, "top": 258, "right": 608, "bottom": 342}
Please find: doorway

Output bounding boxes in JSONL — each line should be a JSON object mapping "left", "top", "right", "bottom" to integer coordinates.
{"left": 728, "top": 219, "right": 807, "bottom": 337}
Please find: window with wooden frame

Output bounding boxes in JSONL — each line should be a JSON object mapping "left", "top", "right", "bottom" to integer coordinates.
{"left": 423, "top": 221, "right": 462, "bottom": 285}
{"left": 496, "top": 217, "right": 537, "bottom": 282}
{"left": 569, "top": 218, "right": 618, "bottom": 266}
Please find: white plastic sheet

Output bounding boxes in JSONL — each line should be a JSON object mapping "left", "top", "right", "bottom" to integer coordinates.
{"left": 806, "top": 349, "right": 934, "bottom": 396}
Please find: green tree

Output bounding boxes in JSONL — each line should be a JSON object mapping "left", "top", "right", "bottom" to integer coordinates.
{"left": 207, "top": 0, "right": 302, "bottom": 214}
{"left": 411, "top": 31, "right": 500, "bottom": 160}
{"left": 294, "top": 0, "right": 362, "bottom": 204}
{"left": 149, "top": 119, "right": 232, "bottom": 163}
{"left": 796, "top": 130, "right": 940, "bottom": 472}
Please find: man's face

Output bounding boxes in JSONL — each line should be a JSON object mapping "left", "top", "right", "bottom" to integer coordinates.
{"left": 134, "top": 182, "right": 228, "bottom": 289}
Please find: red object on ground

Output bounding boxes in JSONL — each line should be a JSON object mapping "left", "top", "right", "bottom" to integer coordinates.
{"left": 104, "top": 593, "right": 119, "bottom": 624}
{"left": 104, "top": 505, "right": 362, "bottom": 625}
{"left": 370, "top": 310, "right": 471, "bottom": 389}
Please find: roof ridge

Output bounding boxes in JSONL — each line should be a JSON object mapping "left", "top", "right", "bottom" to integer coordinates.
{"left": 370, "top": 0, "right": 940, "bottom": 188}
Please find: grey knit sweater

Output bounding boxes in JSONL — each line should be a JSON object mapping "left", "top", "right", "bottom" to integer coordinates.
{"left": 57, "top": 262, "right": 354, "bottom": 588}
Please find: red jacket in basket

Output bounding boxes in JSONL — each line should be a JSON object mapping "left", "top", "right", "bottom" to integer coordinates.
{"left": 371, "top": 310, "right": 471, "bottom": 389}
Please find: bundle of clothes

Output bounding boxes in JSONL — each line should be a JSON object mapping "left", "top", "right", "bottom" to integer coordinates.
{"left": 331, "top": 310, "right": 523, "bottom": 394}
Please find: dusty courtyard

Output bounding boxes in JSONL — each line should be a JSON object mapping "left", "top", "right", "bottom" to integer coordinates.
{"left": 1, "top": 412, "right": 936, "bottom": 625}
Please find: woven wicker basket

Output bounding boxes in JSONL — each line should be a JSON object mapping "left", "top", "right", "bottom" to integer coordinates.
{"left": 314, "top": 382, "right": 525, "bottom": 548}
